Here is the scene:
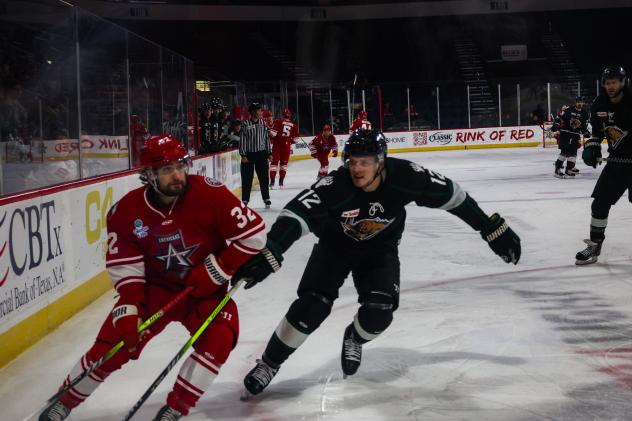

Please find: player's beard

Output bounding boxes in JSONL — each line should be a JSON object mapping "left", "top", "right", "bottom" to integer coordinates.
{"left": 159, "top": 180, "right": 186, "bottom": 196}
{"left": 606, "top": 85, "right": 624, "bottom": 99}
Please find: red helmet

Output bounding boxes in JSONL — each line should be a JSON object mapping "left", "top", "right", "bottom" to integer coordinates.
{"left": 322, "top": 124, "right": 332, "bottom": 132}
{"left": 282, "top": 108, "right": 292, "bottom": 118}
{"left": 140, "top": 134, "right": 188, "bottom": 169}
{"left": 263, "top": 110, "right": 273, "bottom": 119}
{"left": 359, "top": 110, "right": 367, "bottom": 119}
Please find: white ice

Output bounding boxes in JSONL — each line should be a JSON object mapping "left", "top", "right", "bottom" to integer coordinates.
{"left": 2, "top": 146, "right": 632, "bottom": 421}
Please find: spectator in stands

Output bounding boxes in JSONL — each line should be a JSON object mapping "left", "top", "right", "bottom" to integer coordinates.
{"left": 221, "top": 119, "right": 241, "bottom": 149}
{"left": 198, "top": 102, "right": 213, "bottom": 152}
{"left": 530, "top": 104, "right": 546, "bottom": 125}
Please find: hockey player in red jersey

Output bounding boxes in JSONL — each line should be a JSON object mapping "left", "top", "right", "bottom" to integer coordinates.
{"left": 263, "top": 109, "right": 274, "bottom": 129}
{"left": 39, "top": 135, "right": 266, "bottom": 421}
{"left": 269, "top": 108, "right": 299, "bottom": 188}
{"left": 309, "top": 124, "right": 338, "bottom": 179}
{"left": 349, "top": 110, "right": 372, "bottom": 133}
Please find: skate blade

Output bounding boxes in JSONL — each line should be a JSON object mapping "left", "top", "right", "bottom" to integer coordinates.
{"left": 575, "top": 257, "right": 598, "bottom": 265}
{"left": 240, "top": 388, "right": 254, "bottom": 401}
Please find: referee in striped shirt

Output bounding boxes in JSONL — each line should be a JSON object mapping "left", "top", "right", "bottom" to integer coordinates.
{"left": 240, "top": 102, "right": 272, "bottom": 207}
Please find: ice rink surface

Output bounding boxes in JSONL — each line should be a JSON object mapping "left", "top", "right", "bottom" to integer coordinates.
{"left": 3, "top": 146, "right": 632, "bottom": 421}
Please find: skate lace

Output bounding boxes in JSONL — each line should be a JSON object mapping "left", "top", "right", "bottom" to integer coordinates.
{"left": 46, "top": 402, "right": 70, "bottom": 421}
{"left": 579, "top": 240, "right": 598, "bottom": 257}
{"left": 343, "top": 338, "right": 362, "bottom": 362}
{"left": 251, "top": 360, "right": 278, "bottom": 385}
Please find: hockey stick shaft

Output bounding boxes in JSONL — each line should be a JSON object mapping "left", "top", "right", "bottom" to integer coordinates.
{"left": 121, "top": 280, "right": 244, "bottom": 421}
{"left": 29, "top": 286, "right": 194, "bottom": 421}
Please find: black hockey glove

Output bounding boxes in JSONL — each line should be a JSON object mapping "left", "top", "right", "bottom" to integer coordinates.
{"left": 582, "top": 139, "right": 602, "bottom": 168}
{"left": 232, "top": 239, "right": 283, "bottom": 289}
{"left": 481, "top": 213, "right": 521, "bottom": 265}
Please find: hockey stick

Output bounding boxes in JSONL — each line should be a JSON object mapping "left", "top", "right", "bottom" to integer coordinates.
{"left": 28, "top": 286, "right": 194, "bottom": 421}
{"left": 121, "top": 280, "right": 244, "bottom": 421}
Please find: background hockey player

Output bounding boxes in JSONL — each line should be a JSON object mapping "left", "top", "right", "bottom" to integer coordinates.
{"left": 308, "top": 124, "right": 338, "bottom": 179}
{"left": 262, "top": 109, "right": 274, "bottom": 129}
{"left": 349, "top": 110, "right": 372, "bottom": 133}
{"left": 552, "top": 96, "right": 590, "bottom": 178}
{"left": 576, "top": 66, "right": 632, "bottom": 265}
{"left": 232, "top": 128, "right": 521, "bottom": 398}
{"left": 269, "top": 108, "right": 299, "bottom": 188}
{"left": 39, "top": 135, "right": 266, "bottom": 421}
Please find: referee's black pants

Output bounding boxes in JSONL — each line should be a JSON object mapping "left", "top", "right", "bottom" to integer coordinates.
{"left": 241, "top": 150, "right": 270, "bottom": 203}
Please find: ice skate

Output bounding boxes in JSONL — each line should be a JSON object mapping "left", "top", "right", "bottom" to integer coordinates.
{"left": 570, "top": 167, "right": 579, "bottom": 174}
{"left": 241, "top": 358, "right": 279, "bottom": 400}
{"left": 269, "top": 179, "right": 275, "bottom": 189}
{"left": 554, "top": 167, "right": 566, "bottom": 179}
{"left": 264, "top": 199, "right": 272, "bottom": 209}
{"left": 39, "top": 401, "right": 71, "bottom": 421}
{"left": 279, "top": 179, "right": 284, "bottom": 188}
{"left": 341, "top": 324, "right": 362, "bottom": 378}
{"left": 152, "top": 405, "right": 182, "bottom": 421}
{"left": 575, "top": 239, "right": 602, "bottom": 265}
{"left": 564, "top": 169, "right": 576, "bottom": 177}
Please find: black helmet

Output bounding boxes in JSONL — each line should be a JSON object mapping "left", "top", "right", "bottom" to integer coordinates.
{"left": 343, "top": 128, "right": 387, "bottom": 163}
{"left": 249, "top": 102, "right": 262, "bottom": 114}
{"left": 199, "top": 102, "right": 211, "bottom": 113}
{"left": 575, "top": 95, "right": 584, "bottom": 102}
{"left": 601, "top": 66, "right": 626, "bottom": 84}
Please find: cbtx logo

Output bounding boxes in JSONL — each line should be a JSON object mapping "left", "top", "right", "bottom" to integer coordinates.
{"left": 3, "top": 200, "right": 63, "bottom": 278}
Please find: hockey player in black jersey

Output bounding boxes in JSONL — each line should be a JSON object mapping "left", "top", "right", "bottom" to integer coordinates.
{"left": 576, "top": 66, "right": 632, "bottom": 264}
{"left": 552, "top": 96, "right": 590, "bottom": 178}
{"left": 233, "top": 129, "right": 521, "bottom": 397}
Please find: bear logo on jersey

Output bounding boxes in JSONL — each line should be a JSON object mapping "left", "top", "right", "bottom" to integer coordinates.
{"left": 605, "top": 126, "right": 628, "bottom": 149}
{"left": 340, "top": 217, "right": 395, "bottom": 241}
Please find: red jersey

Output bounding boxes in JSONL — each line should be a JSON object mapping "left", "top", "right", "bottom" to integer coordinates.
{"left": 269, "top": 118, "right": 299, "bottom": 147}
{"left": 349, "top": 118, "right": 372, "bottom": 133}
{"left": 105, "top": 175, "right": 265, "bottom": 297}
{"left": 309, "top": 133, "right": 337, "bottom": 156}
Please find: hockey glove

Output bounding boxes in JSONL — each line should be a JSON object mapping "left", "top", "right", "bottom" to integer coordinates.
{"left": 112, "top": 301, "right": 144, "bottom": 351}
{"left": 185, "top": 254, "right": 232, "bottom": 298}
{"left": 332, "top": 150, "right": 338, "bottom": 158}
{"left": 481, "top": 213, "right": 521, "bottom": 265}
{"left": 232, "top": 239, "right": 283, "bottom": 289}
{"left": 582, "top": 139, "right": 602, "bottom": 168}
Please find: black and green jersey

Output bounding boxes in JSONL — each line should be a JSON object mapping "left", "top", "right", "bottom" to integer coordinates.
{"left": 268, "top": 157, "right": 491, "bottom": 253}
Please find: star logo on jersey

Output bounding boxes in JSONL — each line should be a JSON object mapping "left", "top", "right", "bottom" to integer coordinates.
{"left": 154, "top": 230, "right": 199, "bottom": 273}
